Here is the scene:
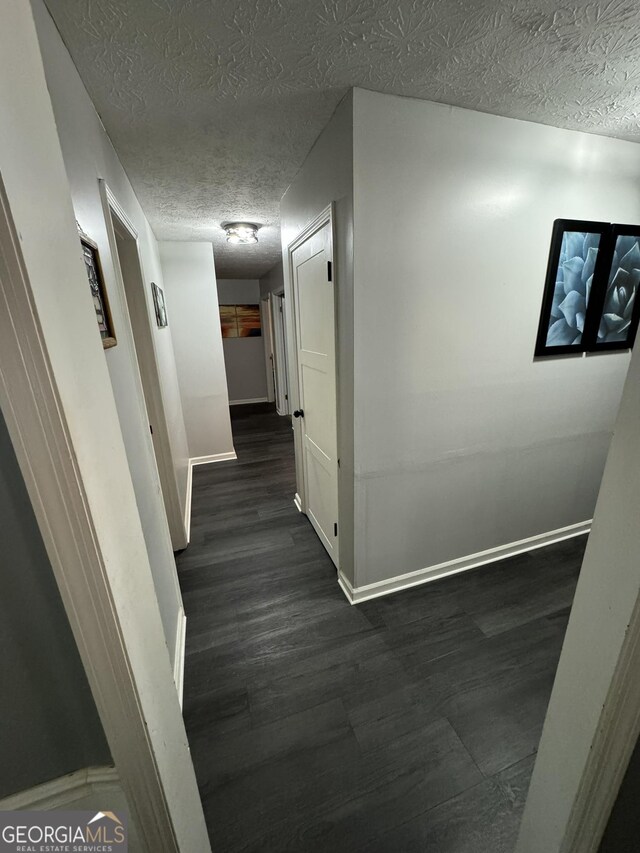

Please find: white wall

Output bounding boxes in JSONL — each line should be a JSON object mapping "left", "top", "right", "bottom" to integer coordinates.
{"left": 159, "top": 242, "right": 234, "bottom": 460}
{"left": 351, "top": 88, "right": 638, "bottom": 588}
{"left": 260, "top": 260, "right": 285, "bottom": 298}
{"left": 281, "top": 90, "right": 355, "bottom": 584}
{"left": 0, "top": 2, "right": 209, "bottom": 847}
{"left": 217, "top": 279, "right": 269, "bottom": 403}
{"left": 32, "top": 0, "right": 186, "bottom": 661}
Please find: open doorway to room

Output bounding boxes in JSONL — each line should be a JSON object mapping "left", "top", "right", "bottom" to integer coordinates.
{"left": 217, "top": 278, "right": 271, "bottom": 406}
{"left": 98, "top": 181, "right": 186, "bottom": 697}
{"left": 99, "top": 181, "right": 186, "bottom": 552}
{"left": 270, "top": 292, "right": 290, "bottom": 416}
{"left": 260, "top": 294, "right": 276, "bottom": 405}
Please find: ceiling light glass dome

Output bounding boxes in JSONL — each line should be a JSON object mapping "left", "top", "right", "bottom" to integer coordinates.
{"left": 223, "top": 222, "right": 259, "bottom": 244}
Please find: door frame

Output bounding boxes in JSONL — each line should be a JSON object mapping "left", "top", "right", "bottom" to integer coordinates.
{"left": 516, "top": 331, "right": 640, "bottom": 852}
{"left": 99, "top": 180, "right": 187, "bottom": 551}
{"left": 260, "top": 294, "right": 276, "bottom": 403}
{"left": 271, "top": 290, "right": 290, "bottom": 416}
{"left": 0, "top": 174, "right": 210, "bottom": 851}
{"left": 286, "top": 203, "right": 339, "bottom": 567}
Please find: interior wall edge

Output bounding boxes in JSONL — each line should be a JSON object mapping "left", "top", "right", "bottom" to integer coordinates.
{"left": 173, "top": 608, "right": 186, "bottom": 709}
{"left": 183, "top": 460, "right": 193, "bottom": 545}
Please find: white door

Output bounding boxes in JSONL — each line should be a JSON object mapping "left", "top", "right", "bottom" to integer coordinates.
{"left": 291, "top": 220, "right": 339, "bottom": 567}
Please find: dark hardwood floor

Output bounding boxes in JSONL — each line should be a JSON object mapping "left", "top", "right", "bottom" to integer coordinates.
{"left": 176, "top": 403, "right": 584, "bottom": 853}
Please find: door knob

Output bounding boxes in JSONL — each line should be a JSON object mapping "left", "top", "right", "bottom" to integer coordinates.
{"left": 293, "top": 409, "right": 304, "bottom": 418}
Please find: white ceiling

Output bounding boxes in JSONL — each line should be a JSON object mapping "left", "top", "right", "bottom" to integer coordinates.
{"left": 45, "top": 0, "right": 640, "bottom": 279}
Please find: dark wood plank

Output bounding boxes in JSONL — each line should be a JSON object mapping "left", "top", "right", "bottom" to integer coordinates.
{"left": 361, "top": 776, "right": 524, "bottom": 853}
{"left": 176, "top": 402, "right": 583, "bottom": 852}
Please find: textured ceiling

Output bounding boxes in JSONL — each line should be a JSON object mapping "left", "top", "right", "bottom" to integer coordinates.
{"left": 45, "top": 0, "right": 640, "bottom": 278}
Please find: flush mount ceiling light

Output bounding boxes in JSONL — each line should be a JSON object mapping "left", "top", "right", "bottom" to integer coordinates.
{"left": 223, "top": 222, "right": 259, "bottom": 245}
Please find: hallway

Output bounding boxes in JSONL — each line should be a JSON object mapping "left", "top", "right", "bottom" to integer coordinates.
{"left": 176, "top": 404, "right": 584, "bottom": 853}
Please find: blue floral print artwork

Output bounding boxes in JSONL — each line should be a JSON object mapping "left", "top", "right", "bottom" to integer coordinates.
{"left": 546, "top": 231, "right": 600, "bottom": 347}
{"left": 598, "top": 235, "right": 640, "bottom": 343}
{"left": 537, "top": 220, "right": 640, "bottom": 355}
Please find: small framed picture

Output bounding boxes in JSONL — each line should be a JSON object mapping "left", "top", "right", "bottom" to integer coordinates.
{"left": 151, "top": 282, "right": 168, "bottom": 328}
{"left": 583, "top": 224, "right": 640, "bottom": 351}
{"left": 81, "top": 235, "right": 116, "bottom": 349}
{"left": 534, "top": 220, "right": 611, "bottom": 357}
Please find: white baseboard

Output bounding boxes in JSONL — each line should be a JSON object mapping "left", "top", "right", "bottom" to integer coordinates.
{"left": 174, "top": 607, "right": 187, "bottom": 708}
{"left": 338, "top": 572, "right": 354, "bottom": 603}
{"left": 183, "top": 451, "right": 237, "bottom": 545}
{"left": 183, "top": 462, "right": 193, "bottom": 544}
{"left": 229, "top": 397, "right": 269, "bottom": 405}
{"left": 339, "top": 520, "right": 592, "bottom": 605}
{"left": 190, "top": 451, "right": 237, "bottom": 466}
{"left": 0, "top": 766, "right": 121, "bottom": 811}
{"left": 293, "top": 493, "right": 302, "bottom": 513}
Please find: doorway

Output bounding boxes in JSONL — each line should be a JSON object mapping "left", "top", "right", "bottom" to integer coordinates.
{"left": 99, "top": 181, "right": 186, "bottom": 552}
{"left": 288, "top": 205, "right": 339, "bottom": 569}
{"left": 271, "top": 292, "right": 290, "bottom": 416}
{"left": 99, "top": 181, "right": 186, "bottom": 696}
{"left": 260, "top": 295, "right": 276, "bottom": 405}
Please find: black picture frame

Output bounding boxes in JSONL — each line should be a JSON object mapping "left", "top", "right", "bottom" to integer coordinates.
{"left": 583, "top": 223, "right": 640, "bottom": 352}
{"left": 534, "top": 219, "right": 610, "bottom": 357}
{"left": 81, "top": 235, "right": 117, "bottom": 349}
{"left": 151, "top": 282, "right": 168, "bottom": 328}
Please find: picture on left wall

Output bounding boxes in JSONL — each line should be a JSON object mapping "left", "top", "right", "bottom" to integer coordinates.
{"left": 152, "top": 282, "right": 168, "bottom": 328}
{"left": 81, "top": 235, "right": 117, "bottom": 349}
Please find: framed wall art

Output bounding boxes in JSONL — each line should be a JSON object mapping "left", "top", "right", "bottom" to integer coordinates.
{"left": 151, "top": 282, "right": 168, "bottom": 328}
{"left": 535, "top": 219, "right": 640, "bottom": 357}
{"left": 81, "top": 234, "right": 116, "bottom": 349}
{"left": 583, "top": 224, "right": 640, "bottom": 351}
{"left": 219, "top": 304, "right": 262, "bottom": 338}
{"left": 534, "top": 219, "right": 610, "bottom": 357}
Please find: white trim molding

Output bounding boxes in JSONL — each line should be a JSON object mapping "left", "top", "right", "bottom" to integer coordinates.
{"left": 173, "top": 608, "right": 187, "bottom": 708}
{"left": 559, "top": 593, "right": 640, "bottom": 852}
{"left": 339, "top": 520, "right": 591, "bottom": 604}
{"left": 229, "top": 397, "right": 269, "bottom": 405}
{"left": 183, "top": 451, "right": 237, "bottom": 543}
{"left": 293, "top": 493, "right": 302, "bottom": 513}
{"left": 183, "top": 461, "right": 193, "bottom": 544}
{"left": 0, "top": 767, "right": 121, "bottom": 812}
{"left": 190, "top": 451, "right": 237, "bottom": 466}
